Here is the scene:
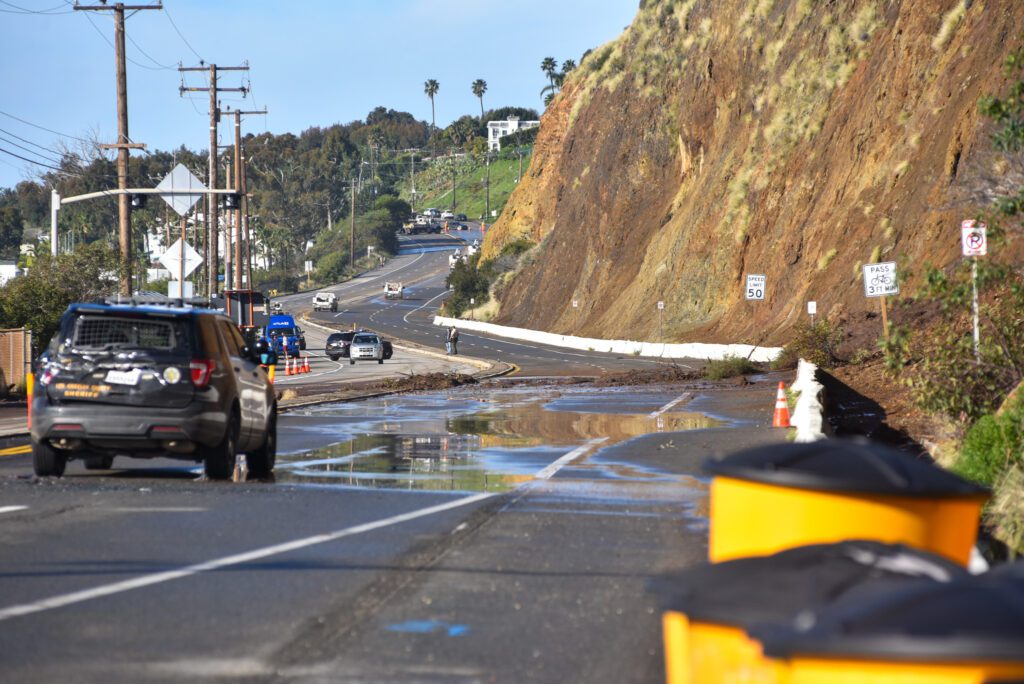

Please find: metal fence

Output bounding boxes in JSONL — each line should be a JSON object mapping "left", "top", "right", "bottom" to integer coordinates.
{"left": 0, "top": 328, "right": 33, "bottom": 396}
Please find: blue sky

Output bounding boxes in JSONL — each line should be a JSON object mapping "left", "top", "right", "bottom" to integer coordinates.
{"left": 0, "top": 0, "right": 637, "bottom": 189}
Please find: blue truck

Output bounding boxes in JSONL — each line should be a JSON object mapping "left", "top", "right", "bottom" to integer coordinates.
{"left": 266, "top": 314, "right": 302, "bottom": 358}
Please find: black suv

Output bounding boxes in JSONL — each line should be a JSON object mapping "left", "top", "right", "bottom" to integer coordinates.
{"left": 326, "top": 330, "right": 393, "bottom": 361}
{"left": 30, "top": 302, "right": 278, "bottom": 480}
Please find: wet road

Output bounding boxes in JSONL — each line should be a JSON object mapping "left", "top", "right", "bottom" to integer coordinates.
{"left": 0, "top": 376, "right": 786, "bottom": 682}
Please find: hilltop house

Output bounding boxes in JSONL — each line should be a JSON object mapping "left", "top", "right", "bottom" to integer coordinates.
{"left": 487, "top": 116, "right": 539, "bottom": 151}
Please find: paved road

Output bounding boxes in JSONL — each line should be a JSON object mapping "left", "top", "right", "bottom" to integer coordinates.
{"left": 288, "top": 231, "right": 697, "bottom": 378}
{"left": 0, "top": 377, "right": 786, "bottom": 682}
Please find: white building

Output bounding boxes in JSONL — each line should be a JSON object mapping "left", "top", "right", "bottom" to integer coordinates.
{"left": 487, "top": 116, "right": 539, "bottom": 151}
{"left": 0, "top": 261, "right": 21, "bottom": 286}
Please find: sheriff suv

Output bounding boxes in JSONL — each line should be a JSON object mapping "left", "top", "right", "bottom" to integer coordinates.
{"left": 30, "top": 302, "right": 278, "bottom": 480}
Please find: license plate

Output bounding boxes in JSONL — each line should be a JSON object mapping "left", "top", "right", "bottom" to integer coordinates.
{"left": 105, "top": 368, "right": 142, "bottom": 386}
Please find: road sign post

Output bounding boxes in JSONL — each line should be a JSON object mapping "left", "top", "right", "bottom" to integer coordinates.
{"left": 657, "top": 300, "right": 665, "bottom": 341}
{"left": 745, "top": 274, "right": 766, "bottom": 301}
{"left": 807, "top": 300, "right": 817, "bottom": 327}
{"left": 962, "top": 220, "right": 987, "bottom": 362}
{"left": 863, "top": 261, "right": 899, "bottom": 341}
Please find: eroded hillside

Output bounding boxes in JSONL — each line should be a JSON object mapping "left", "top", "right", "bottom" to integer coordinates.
{"left": 484, "top": 0, "right": 1023, "bottom": 345}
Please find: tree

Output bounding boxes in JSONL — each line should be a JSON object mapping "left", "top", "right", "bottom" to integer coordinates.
{"left": 0, "top": 193, "right": 25, "bottom": 260}
{"left": 424, "top": 79, "right": 440, "bottom": 157}
{"left": 472, "top": 79, "right": 488, "bottom": 120}
{"left": 562, "top": 58, "right": 577, "bottom": 74}
{"left": 540, "top": 57, "right": 558, "bottom": 90}
{"left": 0, "top": 242, "right": 121, "bottom": 346}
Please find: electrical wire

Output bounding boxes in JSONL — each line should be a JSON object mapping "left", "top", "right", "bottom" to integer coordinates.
{"left": 163, "top": 2, "right": 202, "bottom": 62}
{"left": 0, "top": 109, "right": 92, "bottom": 144}
{"left": 126, "top": 31, "right": 175, "bottom": 70}
{"left": 0, "top": 0, "right": 72, "bottom": 14}
{"left": 78, "top": 9, "right": 167, "bottom": 72}
{"left": 0, "top": 145, "right": 74, "bottom": 173}
{"left": 0, "top": 126, "right": 66, "bottom": 157}
{"left": 0, "top": 133, "right": 66, "bottom": 165}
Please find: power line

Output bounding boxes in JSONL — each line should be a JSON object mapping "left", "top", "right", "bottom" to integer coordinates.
{"left": 0, "top": 0, "right": 73, "bottom": 14}
{"left": 163, "top": 3, "right": 202, "bottom": 62}
{"left": 0, "top": 109, "right": 93, "bottom": 144}
{"left": 0, "top": 126, "right": 66, "bottom": 157}
{"left": 0, "top": 133, "right": 65, "bottom": 165}
{"left": 79, "top": 9, "right": 168, "bottom": 71}
{"left": 126, "top": 30, "right": 174, "bottom": 70}
{"left": 0, "top": 145, "right": 73, "bottom": 172}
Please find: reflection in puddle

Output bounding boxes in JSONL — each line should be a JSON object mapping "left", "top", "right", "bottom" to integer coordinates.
{"left": 277, "top": 387, "right": 721, "bottom": 494}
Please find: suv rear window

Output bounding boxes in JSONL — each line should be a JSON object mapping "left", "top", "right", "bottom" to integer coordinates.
{"left": 71, "top": 315, "right": 186, "bottom": 351}
{"left": 327, "top": 332, "right": 356, "bottom": 343}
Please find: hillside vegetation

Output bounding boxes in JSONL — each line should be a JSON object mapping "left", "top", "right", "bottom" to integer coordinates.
{"left": 484, "top": 0, "right": 1023, "bottom": 347}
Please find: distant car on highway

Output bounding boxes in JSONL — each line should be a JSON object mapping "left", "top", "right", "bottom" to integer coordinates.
{"left": 349, "top": 332, "right": 385, "bottom": 364}
{"left": 312, "top": 291, "right": 337, "bottom": 312}
{"left": 449, "top": 221, "right": 468, "bottom": 231}
{"left": 441, "top": 210, "right": 455, "bottom": 220}
{"left": 454, "top": 213, "right": 467, "bottom": 222}
{"left": 30, "top": 301, "right": 277, "bottom": 480}
{"left": 423, "top": 208, "right": 441, "bottom": 218}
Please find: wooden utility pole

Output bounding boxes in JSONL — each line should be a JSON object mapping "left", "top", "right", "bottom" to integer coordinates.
{"left": 75, "top": 2, "right": 159, "bottom": 296}
{"left": 228, "top": 108, "right": 265, "bottom": 288}
{"left": 178, "top": 62, "right": 249, "bottom": 297}
{"left": 350, "top": 181, "right": 356, "bottom": 269}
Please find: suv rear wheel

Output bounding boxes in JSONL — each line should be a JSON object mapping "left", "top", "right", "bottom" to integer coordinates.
{"left": 32, "top": 439, "right": 66, "bottom": 477}
{"left": 203, "top": 411, "right": 238, "bottom": 480}
{"left": 247, "top": 413, "right": 276, "bottom": 479}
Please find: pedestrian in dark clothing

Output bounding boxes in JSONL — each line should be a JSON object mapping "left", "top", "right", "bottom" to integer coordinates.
{"left": 447, "top": 326, "right": 459, "bottom": 355}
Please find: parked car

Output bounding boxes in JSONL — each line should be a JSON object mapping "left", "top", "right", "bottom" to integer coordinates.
{"left": 312, "top": 291, "right": 337, "bottom": 312}
{"left": 449, "top": 221, "right": 468, "bottom": 231}
{"left": 441, "top": 210, "right": 455, "bottom": 220}
{"left": 30, "top": 301, "right": 278, "bottom": 480}
{"left": 424, "top": 208, "right": 441, "bottom": 218}
{"left": 382, "top": 339, "right": 393, "bottom": 360}
{"left": 454, "top": 213, "right": 467, "bottom": 222}
{"left": 325, "top": 331, "right": 357, "bottom": 360}
{"left": 349, "top": 332, "right": 385, "bottom": 364}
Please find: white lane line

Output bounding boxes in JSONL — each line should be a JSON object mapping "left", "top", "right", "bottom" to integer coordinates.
{"left": 534, "top": 438, "right": 608, "bottom": 480}
{"left": 0, "top": 492, "right": 494, "bottom": 623}
{"left": 648, "top": 392, "right": 693, "bottom": 419}
{"left": 0, "top": 506, "right": 27, "bottom": 515}
{"left": 403, "top": 289, "right": 451, "bottom": 324}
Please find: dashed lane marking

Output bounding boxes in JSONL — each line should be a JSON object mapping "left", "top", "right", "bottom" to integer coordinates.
{"left": 648, "top": 392, "right": 693, "bottom": 419}
{"left": 0, "top": 506, "right": 27, "bottom": 515}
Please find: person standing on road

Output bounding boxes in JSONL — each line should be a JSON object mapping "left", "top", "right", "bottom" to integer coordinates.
{"left": 446, "top": 325, "right": 459, "bottom": 355}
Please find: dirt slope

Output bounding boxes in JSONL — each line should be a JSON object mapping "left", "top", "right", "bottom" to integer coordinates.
{"left": 484, "top": 0, "right": 1023, "bottom": 346}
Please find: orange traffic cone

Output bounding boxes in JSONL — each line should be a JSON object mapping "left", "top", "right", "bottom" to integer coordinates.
{"left": 772, "top": 381, "right": 790, "bottom": 428}
{"left": 302, "top": 356, "right": 310, "bottom": 373}
{"left": 285, "top": 356, "right": 294, "bottom": 376}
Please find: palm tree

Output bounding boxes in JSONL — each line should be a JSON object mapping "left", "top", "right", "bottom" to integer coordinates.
{"left": 424, "top": 79, "right": 440, "bottom": 133}
{"left": 424, "top": 79, "right": 440, "bottom": 157}
{"left": 562, "top": 58, "right": 577, "bottom": 74}
{"left": 540, "top": 57, "right": 558, "bottom": 91}
{"left": 471, "top": 79, "right": 488, "bottom": 120}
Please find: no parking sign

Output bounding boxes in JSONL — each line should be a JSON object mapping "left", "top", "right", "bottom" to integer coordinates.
{"left": 962, "top": 220, "right": 987, "bottom": 256}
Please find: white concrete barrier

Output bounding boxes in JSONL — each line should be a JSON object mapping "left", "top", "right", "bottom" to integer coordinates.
{"left": 432, "top": 316, "right": 782, "bottom": 363}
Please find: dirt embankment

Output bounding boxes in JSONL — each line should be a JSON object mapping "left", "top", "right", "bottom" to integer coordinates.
{"left": 483, "top": 0, "right": 1023, "bottom": 348}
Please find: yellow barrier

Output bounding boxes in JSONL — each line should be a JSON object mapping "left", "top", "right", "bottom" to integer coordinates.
{"left": 784, "top": 658, "right": 1024, "bottom": 684}
{"left": 709, "top": 477, "right": 986, "bottom": 565}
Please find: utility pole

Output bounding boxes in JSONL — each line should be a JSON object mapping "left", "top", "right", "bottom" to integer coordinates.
{"left": 179, "top": 62, "right": 249, "bottom": 296}
{"left": 451, "top": 161, "right": 456, "bottom": 211}
{"left": 227, "top": 107, "right": 265, "bottom": 289}
{"left": 410, "top": 154, "right": 416, "bottom": 212}
{"left": 485, "top": 150, "right": 491, "bottom": 220}
{"left": 75, "top": 2, "right": 159, "bottom": 296}
{"left": 350, "top": 181, "right": 356, "bottom": 269}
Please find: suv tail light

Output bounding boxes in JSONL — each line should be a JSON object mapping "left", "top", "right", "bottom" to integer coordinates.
{"left": 189, "top": 359, "right": 216, "bottom": 387}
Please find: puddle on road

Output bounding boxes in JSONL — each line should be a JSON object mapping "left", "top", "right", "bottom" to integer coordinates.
{"left": 276, "top": 387, "right": 721, "bottom": 495}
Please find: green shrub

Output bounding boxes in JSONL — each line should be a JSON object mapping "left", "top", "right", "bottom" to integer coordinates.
{"left": 953, "top": 396, "right": 1024, "bottom": 487}
{"left": 706, "top": 354, "right": 758, "bottom": 380}
{"left": 771, "top": 321, "right": 844, "bottom": 369}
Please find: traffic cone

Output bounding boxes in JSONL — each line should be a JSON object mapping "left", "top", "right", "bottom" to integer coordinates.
{"left": 772, "top": 381, "right": 791, "bottom": 428}
{"left": 285, "top": 356, "right": 294, "bottom": 376}
{"left": 302, "top": 356, "right": 310, "bottom": 373}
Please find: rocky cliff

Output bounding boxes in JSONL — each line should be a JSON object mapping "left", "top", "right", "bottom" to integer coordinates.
{"left": 483, "top": 0, "right": 1023, "bottom": 345}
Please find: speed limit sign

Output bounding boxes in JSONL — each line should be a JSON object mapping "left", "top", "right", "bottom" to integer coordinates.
{"left": 745, "top": 274, "right": 766, "bottom": 300}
